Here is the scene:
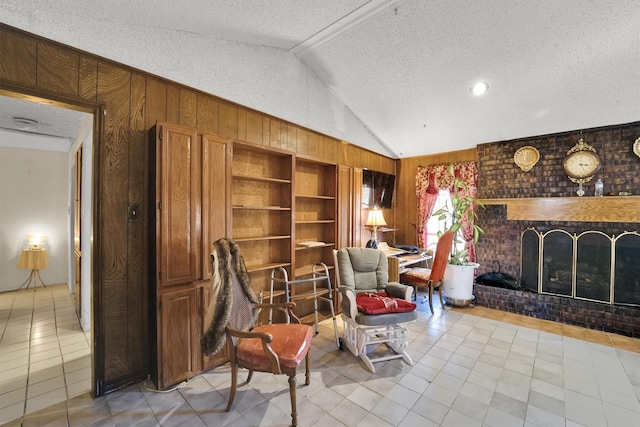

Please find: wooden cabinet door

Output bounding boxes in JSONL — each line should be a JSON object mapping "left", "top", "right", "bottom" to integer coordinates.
{"left": 158, "top": 288, "right": 198, "bottom": 389}
{"left": 352, "top": 167, "right": 363, "bottom": 247}
{"left": 201, "top": 134, "right": 231, "bottom": 280}
{"left": 337, "top": 165, "right": 352, "bottom": 249}
{"left": 156, "top": 124, "right": 201, "bottom": 287}
{"left": 337, "top": 166, "right": 363, "bottom": 248}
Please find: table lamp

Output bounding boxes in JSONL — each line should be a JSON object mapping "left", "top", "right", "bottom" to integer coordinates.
{"left": 365, "top": 208, "right": 386, "bottom": 249}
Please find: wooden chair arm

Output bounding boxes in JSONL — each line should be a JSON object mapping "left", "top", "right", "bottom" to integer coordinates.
{"left": 225, "top": 326, "right": 281, "bottom": 374}
{"left": 226, "top": 326, "right": 273, "bottom": 342}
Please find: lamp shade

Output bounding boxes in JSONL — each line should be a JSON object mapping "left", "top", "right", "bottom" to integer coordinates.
{"left": 365, "top": 209, "right": 387, "bottom": 227}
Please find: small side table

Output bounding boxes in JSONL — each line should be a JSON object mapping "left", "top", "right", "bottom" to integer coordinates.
{"left": 17, "top": 248, "right": 48, "bottom": 290}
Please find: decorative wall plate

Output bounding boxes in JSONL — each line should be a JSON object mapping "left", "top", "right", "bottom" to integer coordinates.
{"left": 634, "top": 137, "right": 640, "bottom": 158}
{"left": 514, "top": 146, "right": 540, "bottom": 172}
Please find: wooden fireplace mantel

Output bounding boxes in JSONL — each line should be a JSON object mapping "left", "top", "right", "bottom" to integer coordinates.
{"left": 479, "top": 196, "right": 640, "bottom": 223}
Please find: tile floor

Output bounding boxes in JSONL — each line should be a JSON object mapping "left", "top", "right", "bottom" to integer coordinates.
{"left": 0, "top": 284, "right": 92, "bottom": 425}
{"left": 2, "top": 287, "right": 640, "bottom": 427}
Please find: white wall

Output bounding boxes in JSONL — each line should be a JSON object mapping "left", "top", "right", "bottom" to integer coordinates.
{"left": 0, "top": 147, "right": 69, "bottom": 292}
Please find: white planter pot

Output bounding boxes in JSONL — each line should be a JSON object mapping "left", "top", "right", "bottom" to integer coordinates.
{"left": 443, "top": 263, "right": 479, "bottom": 307}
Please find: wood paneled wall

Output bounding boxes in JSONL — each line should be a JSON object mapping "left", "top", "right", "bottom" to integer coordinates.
{"left": 394, "top": 149, "right": 478, "bottom": 246}
{"left": 0, "top": 24, "right": 394, "bottom": 394}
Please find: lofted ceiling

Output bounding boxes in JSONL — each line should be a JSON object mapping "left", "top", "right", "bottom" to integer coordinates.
{"left": 1, "top": 0, "right": 639, "bottom": 157}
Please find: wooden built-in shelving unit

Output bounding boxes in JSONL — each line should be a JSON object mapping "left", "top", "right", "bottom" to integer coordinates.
{"left": 229, "top": 143, "right": 340, "bottom": 325}
{"left": 152, "top": 133, "right": 343, "bottom": 388}
{"left": 231, "top": 140, "right": 294, "bottom": 293}
{"left": 292, "top": 156, "right": 338, "bottom": 322}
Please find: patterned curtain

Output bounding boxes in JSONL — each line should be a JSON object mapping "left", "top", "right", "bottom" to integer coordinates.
{"left": 415, "top": 168, "right": 441, "bottom": 248}
{"left": 415, "top": 162, "right": 478, "bottom": 260}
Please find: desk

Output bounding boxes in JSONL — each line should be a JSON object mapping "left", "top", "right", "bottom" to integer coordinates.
{"left": 387, "top": 254, "right": 431, "bottom": 283}
{"left": 17, "top": 248, "right": 48, "bottom": 289}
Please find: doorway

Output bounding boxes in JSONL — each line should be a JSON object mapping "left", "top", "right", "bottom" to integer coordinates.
{"left": 0, "top": 91, "right": 95, "bottom": 422}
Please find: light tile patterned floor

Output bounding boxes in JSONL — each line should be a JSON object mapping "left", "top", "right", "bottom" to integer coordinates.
{"left": 2, "top": 287, "right": 639, "bottom": 427}
{"left": 0, "top": 284, "right": 92, "bottom": 425}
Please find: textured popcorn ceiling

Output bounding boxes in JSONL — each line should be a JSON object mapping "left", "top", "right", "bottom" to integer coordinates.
{"left": 1, "top": 0, "right": 639, "bottom": 157}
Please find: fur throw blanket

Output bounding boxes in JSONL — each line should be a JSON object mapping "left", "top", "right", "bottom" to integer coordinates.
{"left": 201, "top": 238, "right": 259, "bottom": 355}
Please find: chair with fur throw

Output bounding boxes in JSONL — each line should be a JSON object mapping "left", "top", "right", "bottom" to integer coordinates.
{"left": 201, "top": 238, "right": 312, "bottom": 427}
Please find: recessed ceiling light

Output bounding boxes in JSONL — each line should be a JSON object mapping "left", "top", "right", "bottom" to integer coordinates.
{"left": 470, "top": 82, "right": 489, "bottom": 96}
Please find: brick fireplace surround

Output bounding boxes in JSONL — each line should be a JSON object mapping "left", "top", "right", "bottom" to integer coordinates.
{"left": 475, "top": 121, "right": 640, "bottom": 338}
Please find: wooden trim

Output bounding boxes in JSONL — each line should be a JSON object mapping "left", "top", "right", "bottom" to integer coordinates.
{"left": 480, "top": 196, "right": 640, "bottom": 223}
{"left": 232, "top": 137, "right": 297, "bottom": 156}
{"left": 0, "top": 81, "right": 101, "bottom": 114}
{"left": 295, "top": 152, "right": 338, "bottom": 165}
{"left": 90, "top": 102, "right": 106, "bottom": 397}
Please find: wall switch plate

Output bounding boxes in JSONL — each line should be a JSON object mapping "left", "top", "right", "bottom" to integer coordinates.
{"left": 128, "top": 203, "right": 140, "bottom": 222}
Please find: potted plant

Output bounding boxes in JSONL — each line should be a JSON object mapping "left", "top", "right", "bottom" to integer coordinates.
{"left": 431, "top": 164, "right": 484, "bottom": 306}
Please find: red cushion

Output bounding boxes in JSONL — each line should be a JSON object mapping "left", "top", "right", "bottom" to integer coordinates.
{"left": 236, "top": 324, "right": 312, "bottom": 369}
{"left": 356, "top": 292, "right": 417, "bottom": 315}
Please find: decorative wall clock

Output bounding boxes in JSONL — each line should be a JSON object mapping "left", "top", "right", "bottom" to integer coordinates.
{"left": 563, "top": 137, "right": 601, "bottom": 196}
{"left": 634, "top": 137, "right": 640, "bottom": 158}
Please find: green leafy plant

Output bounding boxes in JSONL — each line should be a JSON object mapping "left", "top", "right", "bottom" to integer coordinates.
{"left": 432, "top": 164, "right": 485, "bottom": 266}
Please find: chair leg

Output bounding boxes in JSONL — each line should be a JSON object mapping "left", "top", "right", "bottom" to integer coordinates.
{"left": 246, "top": 369, "right": 254, "bottom": 384}
{"left": 437, "top": 284, "right": 445, "bottom": 309}
{"left": 226, "top": 361, "right": 238, "bottom": 412}
{"left": 419, "top": 285, "right": 429, "bottom": 304}
{"left": 428, "top": 283, "right": 435, "bottom": 314}
{"left": 288, "top": 374, "right": 298, "bottom": 427}
{"left": 305, "top": 350, "right": 310, "bottom": 385}
{"left": 410, "top": 281, "right": 428, "bottom": 304}
{"left": 342, "top": 315, "right": 360, "bottom": 356}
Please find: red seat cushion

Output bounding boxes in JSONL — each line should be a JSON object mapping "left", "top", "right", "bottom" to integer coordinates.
{"left": 236, "top": 324, "right": 312, "bottom": 369}
{"left": 356, "top": 292, "right": 417, "bottom": 315}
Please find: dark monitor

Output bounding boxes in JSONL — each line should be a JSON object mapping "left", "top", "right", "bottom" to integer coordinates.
{"left": 362, "top": 169, "right": 395, "bottom": 209}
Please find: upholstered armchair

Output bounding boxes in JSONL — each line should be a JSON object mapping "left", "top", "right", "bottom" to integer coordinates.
{"left": 333, "top": 247, "right": 417, "bottom": 372}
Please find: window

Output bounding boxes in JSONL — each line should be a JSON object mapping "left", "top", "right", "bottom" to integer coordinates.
{"left": 424, "top": 189, "right": 464, "bottom": 253}
{"left": 424, "top": 189, "right": 450, "bottom": 249}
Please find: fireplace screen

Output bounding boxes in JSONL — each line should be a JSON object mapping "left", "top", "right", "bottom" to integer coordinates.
{"left": 614, "top": 233, "right": 640, "bottom": 305}
{"left": 520, "top": 229, "right": 539, "bottom": 292}
{"left": 520, "top": 228, "right": 640, "bottom": 306}
{"left": 542, "top": 231, "right": 573, "bottom": 296}
{"left": 576, "top": 232, "right": 611, "bottom": 302}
